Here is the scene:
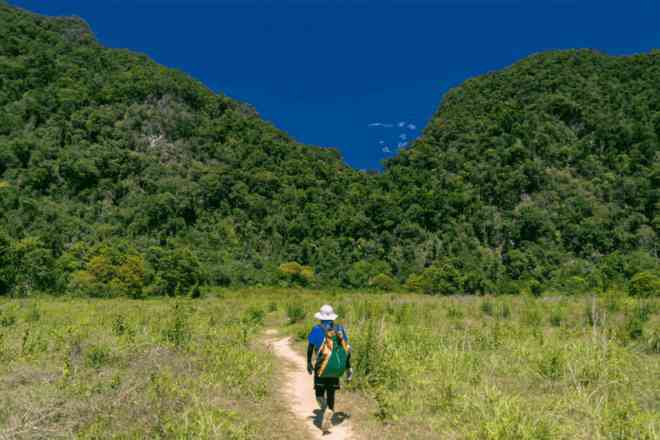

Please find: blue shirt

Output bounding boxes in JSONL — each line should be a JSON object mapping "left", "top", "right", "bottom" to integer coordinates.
{"left": 308, "top": 320, "right": 349, "bottom": 352}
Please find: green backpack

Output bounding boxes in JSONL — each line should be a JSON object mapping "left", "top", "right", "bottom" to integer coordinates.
{"left": 317, "top": 328, "right": 349, "bottom": 378}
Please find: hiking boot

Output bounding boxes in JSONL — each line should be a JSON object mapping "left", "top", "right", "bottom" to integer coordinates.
{"left": 346, "top": 368, "right": 353, "bottom": 382}
{"left": 316, "top": 396, "right": 327, "bottom": 411}
{"left": 322, "top": 409, "right": 333, "bottom": 433}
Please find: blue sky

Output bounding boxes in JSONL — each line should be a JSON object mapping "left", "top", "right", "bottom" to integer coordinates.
{"left": 10, "top": 0, "right": 660, "bottom": 170}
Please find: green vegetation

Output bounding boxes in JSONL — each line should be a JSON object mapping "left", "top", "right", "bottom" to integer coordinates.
{"left": 0, "top": 294, "right": 300, "bottom": 439}
{"left": 280, "top": 291, "right": 660, "bottom": 439}
{"left": 2, "top": 291, "right": 657, "bottom": 439}
{"left": 0, "top": 4, "right": 657, "bottom": 297}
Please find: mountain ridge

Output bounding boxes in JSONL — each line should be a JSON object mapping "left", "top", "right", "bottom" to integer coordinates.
{"left": 0, "top": 3, "right": 657, "bottom": 297}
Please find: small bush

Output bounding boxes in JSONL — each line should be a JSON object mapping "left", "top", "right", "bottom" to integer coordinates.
{"left": 243, "top": 306, "right": 265, "bottom": 325}
{"left": 161, "top": 303, "right": 191, "bottom": 348}
{"left": 278, "top": 262, "right": 315, "bottom": 286}
{"left": 369, "top": 273, "right": 397, "bottom": 291}
{"left": 480, "top": 300, "right": 494, "bottom": 316}
{"left": 645, "top": 328, "right": 660, "bottom": 354}
{"left": 625, "top": 317, "right": 644, "bottom": 340}
{"left": 549, "top": 307, "right": 564, "bottom": 327}
{"left": 346, "top": 260, "right": 392, "bottom": 288}
{"left": 406, "top": 258, "right": 464, "bottom": 295}
{"left": 286, "top": 303, "right": 306, "bottom": 324}
{"left": 190, "top": 284, "right": 202, "bottom": 299}
{"left": 538, "top": 349, "right": 564, "bottom": 380}
{"left": 528, "top": 279, "right": 542, "bottom": 297}
{"left": 85, "top": 345, "right": 110, "bottom": 369}
{"left": 629, "top": 272, "right": 660, "bottom": 297}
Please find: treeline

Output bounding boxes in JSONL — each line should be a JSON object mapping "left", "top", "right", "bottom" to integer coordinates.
{"left": 0, "top": 4, "right": 658, "bottom": 297}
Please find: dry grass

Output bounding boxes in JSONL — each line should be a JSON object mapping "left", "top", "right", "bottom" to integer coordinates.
{"left": 0, "top": 296, "right": 305, "bottom": 440}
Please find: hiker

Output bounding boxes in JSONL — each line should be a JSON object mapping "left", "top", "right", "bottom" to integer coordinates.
{"left": 306, "top": 304, "right": 353, "bottom": 433}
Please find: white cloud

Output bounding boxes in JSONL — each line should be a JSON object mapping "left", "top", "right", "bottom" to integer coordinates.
{"left": 397, "top": 141, "right": 408, "bottom": 149}
{"left": 398, "top": 121, "right": 406, "bottom": 128}
{"left": 382, "top": 146, "right": 391, "bottom": 153}
{"left": 399, "top": 133, "right": 408, "bottom": 140}
{"left": 407, "top": 123, "right": 417, "bottom": 130}
{"left": 368, "top": 122, "right": 394, "bottom": 128}
{"left": 379, "top": 140, "right": 385, "bottom": 144}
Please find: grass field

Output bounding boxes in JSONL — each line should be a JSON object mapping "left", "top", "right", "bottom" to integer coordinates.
{"left": 1, "top": 290, "right": 658, "bottom": 439}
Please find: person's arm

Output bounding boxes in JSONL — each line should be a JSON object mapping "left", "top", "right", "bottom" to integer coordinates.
{"left": 306, "top": 342, "right": 315, "bottom": 375}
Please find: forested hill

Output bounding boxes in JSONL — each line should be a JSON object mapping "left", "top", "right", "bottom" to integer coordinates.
{"left": 381, "top": 49, "right": 659, "bottom": 294}
{"left": 0, "top": 3, "right": 657, "bottom": 297}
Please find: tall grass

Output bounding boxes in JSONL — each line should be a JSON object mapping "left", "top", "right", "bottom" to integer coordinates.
{"left": 279, "top": 290, "right": 660, "bottom": 439}
{"left": 0, "top": 290, "right": 657, "bottom": 439}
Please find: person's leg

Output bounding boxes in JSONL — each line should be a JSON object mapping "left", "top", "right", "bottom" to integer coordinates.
{"left": 321, "top": 386, "right": 334, "bottom": 432}
{"left": 315, "top": 386, "right": 327, "bottom": 409}
{"left": 326, "top": 388, "right": 336, "bottom": 411}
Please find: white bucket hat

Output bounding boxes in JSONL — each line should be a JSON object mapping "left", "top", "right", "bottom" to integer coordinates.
{"left": 314, "top": 304, "right": 338, "bottom": 321}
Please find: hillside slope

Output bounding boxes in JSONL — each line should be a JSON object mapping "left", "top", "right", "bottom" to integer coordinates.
{"left": 0, "top": 4, "right": 370, "bottom": 294}
{"left": 383, "top": 49, "right": 659, "bottom": 292}
{"left": 0, "top": 3, "right": 657, "bottom": 296}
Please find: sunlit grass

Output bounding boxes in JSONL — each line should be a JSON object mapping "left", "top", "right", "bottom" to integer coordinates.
{"left": 0, "top": 290, "right": 658, "bottom": 439}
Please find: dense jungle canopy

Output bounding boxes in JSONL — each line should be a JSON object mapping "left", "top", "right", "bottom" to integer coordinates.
{"left": 0, "top": 3, "right": 658, "bottom": 297}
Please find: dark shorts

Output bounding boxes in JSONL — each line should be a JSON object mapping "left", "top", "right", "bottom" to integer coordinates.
{"left": 314, "top": 375, "right": 340, "bottom": 391}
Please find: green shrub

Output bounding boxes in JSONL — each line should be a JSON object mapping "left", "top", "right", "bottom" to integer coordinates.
{"left": 190, "top": 284, "right": 202, "bottom": 299}
{"left": 161, "top": 303, "right": 191, "bottom": 348}
{"left": 278, "top": 262, "right": 315, "bottom": 286}
{"left": 368, "top": 273, "right": 397, "bottom": 291}
{"left": 528, "top": 279, "right": 542, "bottom": 297}
{"left": 549, "top": 306, "right": 564, "bottom": 327}
{"left": 85, "top": 345, "right": 110, "bottom": 369}
{"left": 625, "top": 317, "right": 644, "bottom": 340}
{"left": 243, "top": 306, "right": 265, "bottom": 325}
{"left": 147, "top": 247, "right": 203, "bottom": 296}
{"left": 69, "top": 245, "right": 147, "bottom": 298}
{"left": 347, "top": 260, "right": 391, "bottom": 288}
{"left": 566, "top": 276, "right": 588, "bottom": 295}
{"left": 645, "top": 328, "right": 660, "bottom": 354}
{"left": 286, "top": 302, "right": 306, "bottom": 324}
{"left": 480, "top": 299, "right": 494, "bottom": 316}
{"left": 406, "top": 258, "right": 464, "bottom": 295}
{"left": 629, "top": 272, "right": 660, "bottom": 297}
{"left": 538, "top": 349, "right": 564, "bottom": 380}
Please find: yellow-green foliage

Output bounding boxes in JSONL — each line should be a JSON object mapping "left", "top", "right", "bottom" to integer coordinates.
{"left": 70, "top": 251, "right": 146, "bottom": 298}
{"left": 630, "top": 272, "right": 660, "bottom": 297}
{"left": 369, "top": 273, "right": 397, "bottom": 291}
{"left": 278, "top": 262, "right": 315, "bottom": 286}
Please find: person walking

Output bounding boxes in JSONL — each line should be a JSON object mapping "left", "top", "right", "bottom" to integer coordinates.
{"left": 307, "top": 304, "right": 353, "bottom": 433}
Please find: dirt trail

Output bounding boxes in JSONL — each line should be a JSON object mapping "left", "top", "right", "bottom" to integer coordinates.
{"left": 266, "top": 329, "right": 354, "bottom": 439}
